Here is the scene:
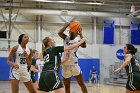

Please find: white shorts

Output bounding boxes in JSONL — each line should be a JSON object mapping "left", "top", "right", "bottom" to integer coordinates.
{"left": 62, "top": 65, "right": 81, "bottom": 78}
{"left": 9, "top": 67, "right": 31, "bottom": 82}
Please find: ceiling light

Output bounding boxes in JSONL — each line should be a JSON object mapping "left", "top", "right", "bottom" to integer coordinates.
{"left": 34, "top": 0, "right": 74, "bottom": 3}
{"left": 86, "top": 2, "right": 103, "bottom": 5}
{"left": 56, "top": 1, "right": 74, "bottom": 3}
{"left": 34, "top": 0, "right": 46, "bottom": 2}
{"left": 34, "top": 0, "right": 103, "bottom": 5}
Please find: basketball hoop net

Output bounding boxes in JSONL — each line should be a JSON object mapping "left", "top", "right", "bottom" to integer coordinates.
{"left": 130, "top": 4, "right": 135, "bottom": 13}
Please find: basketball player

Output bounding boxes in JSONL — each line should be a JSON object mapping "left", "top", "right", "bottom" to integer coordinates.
{"left": 36, "top": 52, "right": 44, "bottom": 78}
{"left": 38, "top": 36, "right": 86, "bottom": 93}
{"left": 58, "top": 22, "right": 88, "bottom": 93}
{"left": 7, "top": 34, "right": 35, "bottom": 93}
{"left": 115, "top": 44, "right": 140, "bottom": 93}
{"left": 89, "top": 66, "right": 97, "bottom": 84}
{"left": 30, "top": 49, "right": 42, "bottom": 93}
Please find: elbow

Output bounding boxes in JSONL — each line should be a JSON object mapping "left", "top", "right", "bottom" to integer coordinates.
{"left": 7, "top": 60, "right": 11, "bottom": 65}
{"left": 28, "top": 61, "right": 32, "bottom": 66}
{"left": 81, "top": 42, "right": 87, "bottom": 48}
{"left": 28, "top": 63, "right": 31, "bottom": 66}
{"left": 7, "top": 61, "right": 9, "bottom": 65}
{"left": 81, "top": 44, "right": 86, "bottom": 48}
{"left": 58, "top": 31, "right": 62, "bottom": 36}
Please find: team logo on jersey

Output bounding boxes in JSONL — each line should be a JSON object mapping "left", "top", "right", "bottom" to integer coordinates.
{"left": 18, "top": 53, "right": 26, "bottom": 57}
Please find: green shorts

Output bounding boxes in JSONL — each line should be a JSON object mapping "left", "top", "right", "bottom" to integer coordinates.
{"left": 126, "top": 72, "right": 140, "bottom": 91}
{"left": 38, "top": 71, "right": 63, "bottom": 92}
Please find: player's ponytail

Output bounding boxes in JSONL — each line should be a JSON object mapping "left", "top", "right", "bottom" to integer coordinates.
{"left": 42, "top": 37, "right": 50, "bottom": 55}
{"left": 42, "top": 43, "right": 46, "bottom": 56}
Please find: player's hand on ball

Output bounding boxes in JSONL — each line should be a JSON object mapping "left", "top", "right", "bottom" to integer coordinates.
{"left": 78, "top": 28, "right": 82, "bottom": 35}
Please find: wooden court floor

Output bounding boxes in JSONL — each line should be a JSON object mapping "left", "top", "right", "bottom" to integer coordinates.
{"left": 0, "top": 81, "right": 125, "bottom": 93}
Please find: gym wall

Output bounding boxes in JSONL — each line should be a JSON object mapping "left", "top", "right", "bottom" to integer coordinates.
{"left": 0, "top": 17, "right": 140, "bottom": 82}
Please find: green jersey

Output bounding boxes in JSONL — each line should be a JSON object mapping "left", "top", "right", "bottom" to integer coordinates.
{"left": 42, "top": 46, "right": 64, "bottom": 72}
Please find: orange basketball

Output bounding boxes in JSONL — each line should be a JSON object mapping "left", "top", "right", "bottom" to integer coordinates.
{"left": 69, "top": 21, "right": 81, "bottom": 33}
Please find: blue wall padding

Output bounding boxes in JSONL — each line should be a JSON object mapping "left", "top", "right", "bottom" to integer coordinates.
{"left": 0, "top": 57, "right": 10, "bottom": 80}
{"left": 78, "top": 59, "right": 100, "bottom": 81}
{"left": 103, "top": 20, "right": 115, "bottom": 44}
{"left": 0, "top": 58, "right": 100, "bottom": 81}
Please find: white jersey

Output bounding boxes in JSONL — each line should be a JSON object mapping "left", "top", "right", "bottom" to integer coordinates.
{"left": 15, "top": 45, "right": 30, "bottom": 70}
{"left": 62, "top": 36, "right": 79, "bottom": 65}
{"left": 9, "top": 45, "right": 31, "bottom": 82}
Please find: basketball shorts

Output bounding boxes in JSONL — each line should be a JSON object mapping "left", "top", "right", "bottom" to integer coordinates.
{"left": 62, "top": 64, "right": 81, "bottom": 78}
{"left": 9, "top": 67, "right": 31, "bottom": 82}
{"left": 31, "top": 76, "right": 37, "bottom": 83}
{"left": 126, "top": 72, "right": 140, "bottom": 91}
{"left": 38, "top": 71, "right": 63, "bottom": 92}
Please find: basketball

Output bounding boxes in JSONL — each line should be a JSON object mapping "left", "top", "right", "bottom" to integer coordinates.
{"left": 69, "top": 21, "right": 81, "bottom": 33}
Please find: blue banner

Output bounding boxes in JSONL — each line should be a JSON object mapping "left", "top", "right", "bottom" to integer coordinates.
{"left": 103, "top": 20, "right": 115, "bottom": 44}
{"left": 131, "top": 22, "right": 140, "bottom": 45}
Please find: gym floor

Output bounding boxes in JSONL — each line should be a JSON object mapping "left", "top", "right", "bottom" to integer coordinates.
{"left": 0, "top": 81, "right": 125, "bottom": 93}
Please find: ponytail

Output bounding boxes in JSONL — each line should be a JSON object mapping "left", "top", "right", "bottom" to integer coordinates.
{"left": 42, "top": 37, "right": 51, "bottom": 55}
{"left": 134, "top": 48, "right": 138, "bottom": 54}
{"left": 42, "top": 43, "right": 46, "bottom": 56}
